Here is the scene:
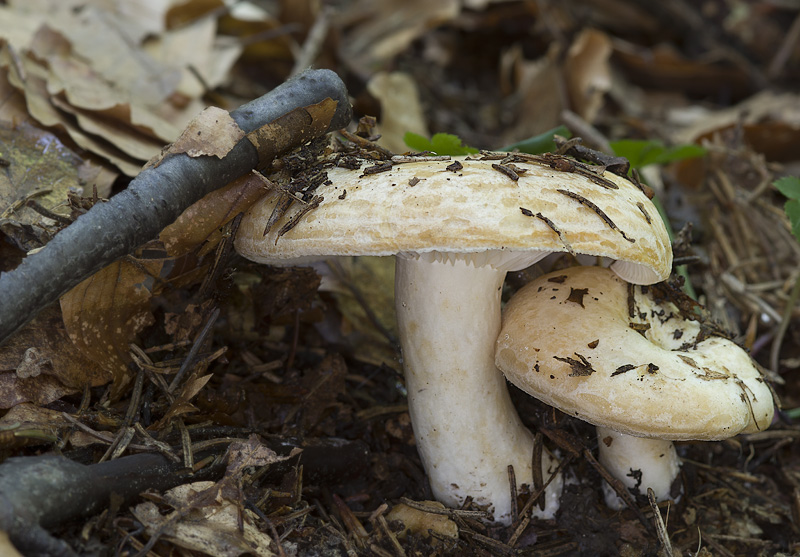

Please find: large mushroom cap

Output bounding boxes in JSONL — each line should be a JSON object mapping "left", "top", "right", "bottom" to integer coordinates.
{"left": 496, "top": 266, "right": 774, "bottom": 440}
{"left": 235, "top": 154, "right": 672, "bottom": 283}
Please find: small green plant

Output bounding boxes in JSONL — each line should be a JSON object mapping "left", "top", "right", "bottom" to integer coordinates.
{"left": 500, "top": 125, "right": 571, "bottom": 154}
{"left": 774, "top": 176, "right": 800, "bottom": 243}
{"left": 609, "top": 139, "right": 707, "bottom": 169}
{"left": 403, "top": 132, "right": 479, "bottom": 156}
{"left": 773, "top": 176, "right": 800, "bottom": 415}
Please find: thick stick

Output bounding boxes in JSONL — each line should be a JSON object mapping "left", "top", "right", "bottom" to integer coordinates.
{"left": 0, "top": 69, "right": 351, "bottom": 345}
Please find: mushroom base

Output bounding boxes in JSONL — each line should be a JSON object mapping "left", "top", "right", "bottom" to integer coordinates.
{"left": 596, "top": 427, "right": 681, "bottom": 509}
{"left": 395, "top": 254, "right": 562, "bottom": 524}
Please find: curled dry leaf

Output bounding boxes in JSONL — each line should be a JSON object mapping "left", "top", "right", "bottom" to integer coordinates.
{"left": 60, "top": 258, "right": 162, "bottom": 397}
{"left": 0, "top": 307, "right": 108, "bottom": 409}
{"left": 338, "top": 0, "right": 459, "bottom": 70}
{"left": 159, "top": 172, "right": 267, "bottom": 257}
{"left": 564, "top": 28, "right": 612, "bottom": 123}
{"left": 153, "top": 374, "right": 214, "bottom": 430}
{"left": 366, "top": 71, "right": 429, "bottom": 154}
{"left": 225, "top": 434, "right": 292, "bottom": 475}
{"left": 0, "top": 121, "right": 114, "bottom": 251}
{"left": 146, "top": 106, "right": 246, "bottom": 169}
{"left": 132, "top": 481, "right": 277, "bottom": 557}
{"left": 133, "top": 436, "right": 290, "bottom": 557}
{"left": 387, "top": 501, "right": 459, "bottom": 541}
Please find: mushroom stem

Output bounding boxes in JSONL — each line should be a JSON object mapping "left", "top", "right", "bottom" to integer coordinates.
{"left": 596, "top": 426, "right": 681, "bottom": 509}
{"left": 395, "top": 254, "right": 561, "bottom": 524}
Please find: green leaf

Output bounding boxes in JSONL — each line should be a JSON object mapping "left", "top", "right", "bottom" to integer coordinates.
{"left": 785, "top": 199, "right": 800, "bottom": 244}
{"left": 774, "top": 176, "right": 800, "bottom": 201}
{"left": 403, "top": 132, "right": 433, "bottom": 152}
{"left": 403, "top": 132, "right": 478, "bottom": 156}
{"left": 500, "top": 125, "right": 572, "bottom": 154}
{"left": 609, "top": 139, "right": 706, "bottom": 169}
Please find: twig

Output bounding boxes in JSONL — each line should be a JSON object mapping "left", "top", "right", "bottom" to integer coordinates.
{"left": 0, "top": 451, "right": 226, "bottom": 555}
{"left": 648, "top": 489, "right": 674, "bottom": 557}
{"left": 768, "top": 9, "right": 800, "bottom": 79}
{"left": 770, "top": 268, "right": 800, "bottom": 374}
{"left": 0, "top": 69, "right": 352, "bottom": 346}
{"left": 168, "top": 307, "right": 220, "bottom": 392}
{"left": 291, "top": 6, "right": 333, "bottom": 76}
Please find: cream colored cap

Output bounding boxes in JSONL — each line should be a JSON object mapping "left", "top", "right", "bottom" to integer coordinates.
{"left": 496, "top": 266, "right": 774, "bottom": 440}
{"left": 234, "top": 155, "right": 672, "bottom": 283}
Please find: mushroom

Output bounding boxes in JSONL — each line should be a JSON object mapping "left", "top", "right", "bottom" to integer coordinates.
{"left": 495, "top": 265, "right": 775, "bottom": 508}
{"left": 234, "top": 153, "right": 672, "bottom": 523}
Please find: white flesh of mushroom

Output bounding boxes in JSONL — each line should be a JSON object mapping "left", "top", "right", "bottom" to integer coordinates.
{"left": 395, "top": 251, "right": 562, "bottom": 524}
{"left": 596, "top": 426, "right": 680, "bottom": 509}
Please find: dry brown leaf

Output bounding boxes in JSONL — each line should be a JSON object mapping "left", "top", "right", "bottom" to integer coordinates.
{"left": 1, "top": 44, "right": 144, "bottom": 175}
{"left": 145, "top": 16, "right": 244, "bottom": 100}
{"left": 672, "top": 91, "right": 800, "bottom": 162}
{"left": 159, "top": 172, "right": 267, "bottom": 257}
{"left": 0, "top": 1, "right": 244, "bottom": 175}
{"left": 0, "top": 121, "right": 85, "bottom": 249}
{"left": 225, "top": 434, "right": 291, "bottom": 474}
{"left": 386, "top": 501, "right": 458, "bottom": 541}
{"left": 60, "top": 257, "right": 163, "bottom": 396}
{"left": 51, "top": 96, "right": 166, "bottom": 162}
{"left": 48, "top": 5, "right": 180, "bottom": 106}
{"left": 0, "top": 306, "right": 109, "bottom": 408}
{"left": 564, "top": 28, "right": 612, "bottom": 123}
{"left": 146, "top": 105, "right": 245, "bottom": 169}
{"left": 613, "top": 39, "right": 752, "bottom": 101}
{"left": 0, "top": 402, "right": 88, "bottom": 448}
{"left": 132, "top": 481, "right": 276, "bottom": 557}
{"left": 154, "top": 373, "right": 214, "bottom": 428}
{"left": 0, "top": 7, "right": 46, "bottom": 49}
{"left": 167, "top": 106, "right": 245, "bottom": 159}
{"left": 501, "top": 43, "right": 564, "bottom": 148}
{"left": 366, "top": 71, "right": 429, "bottom": 154}
{"left": 0, "top": 66, "right": 29, "bottom": 124}
{"left": 338, "top": 0, "right": 459, "bottom": 70}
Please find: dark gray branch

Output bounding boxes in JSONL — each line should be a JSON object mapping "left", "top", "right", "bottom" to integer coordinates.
{"left": 0, "top": 452, "right": 226, "bottom": 556}
{"left": 0, "top": 69, "right": 352, "bottom": 346}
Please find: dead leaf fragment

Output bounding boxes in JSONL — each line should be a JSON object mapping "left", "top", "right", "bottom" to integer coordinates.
{"left": 0, "top": 306, "right": 108, "bottom": 408}
{"left": 159, "top": 172, "right": 267, "bottom": 257}
{"left": 147, "top": 106, "right": 245, "bottom": 168}
{"left": 133, "top": 481, "right": 276, "bottom": 557}
{"left": 60, "top": 257, "right": 162, "bottom": 397}
{"left": 338, "top": 0, "right": 460, "bottom": 70}
{"left": 387, "top": 501, "right": 458, "bottom": 540}
{"left": 367, "top": 71, "right": 429, "bottom": 154}
{"left": 0, "top": 121, "right": 110, "bottom": 251}
{"left": 564, "top": 28, "right": 612, "bottom": 123}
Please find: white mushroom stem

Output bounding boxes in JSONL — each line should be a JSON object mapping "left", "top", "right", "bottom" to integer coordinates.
{"left": 596, "top": 426, "right": 681, "bottom": 509}
{"left": 395, "top": 253, "right": 561, "bottom": 524}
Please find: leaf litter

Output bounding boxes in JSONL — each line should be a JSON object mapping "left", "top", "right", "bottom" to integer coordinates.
{"left": 1, "top": 0, "right": 800, "bottom": 555}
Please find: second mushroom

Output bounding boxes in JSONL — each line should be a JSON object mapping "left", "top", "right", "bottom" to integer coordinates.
{"left": 496, "top": 265, "right": 775, "bottom": 507}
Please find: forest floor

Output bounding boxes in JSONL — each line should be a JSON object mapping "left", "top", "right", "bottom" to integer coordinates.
{"left": 1, "top": 1, "right": 800, "bottom": 556}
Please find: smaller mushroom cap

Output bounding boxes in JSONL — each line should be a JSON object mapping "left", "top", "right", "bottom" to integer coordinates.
{"left": 496, "top": 266, "right": 774, "bottom": 440}
{"left": 235, "top": 155, "right": 672, "bottom": 282}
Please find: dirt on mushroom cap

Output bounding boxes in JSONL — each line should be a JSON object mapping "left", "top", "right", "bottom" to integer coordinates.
{"left": 234, "top": 155, "right": 672, "bottom": 284}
